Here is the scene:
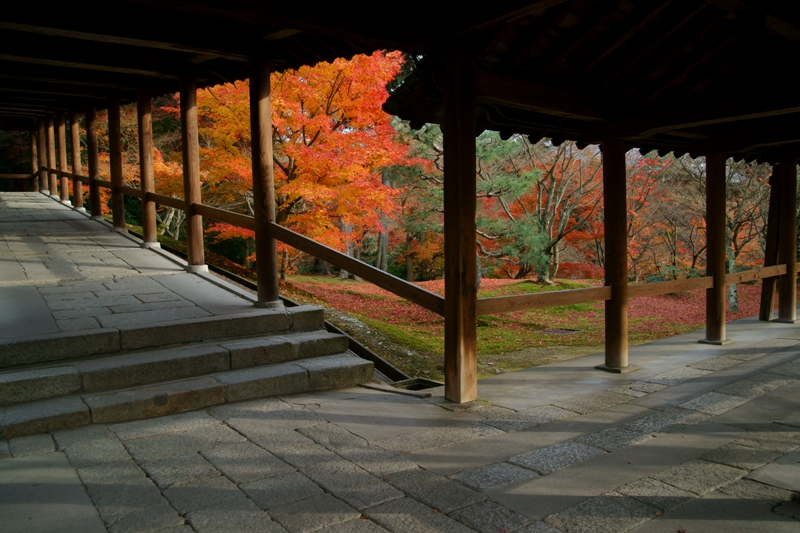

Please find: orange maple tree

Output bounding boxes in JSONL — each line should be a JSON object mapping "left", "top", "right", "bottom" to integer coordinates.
{"left": 181, "top": 50, "right": 409, "bottom": 268}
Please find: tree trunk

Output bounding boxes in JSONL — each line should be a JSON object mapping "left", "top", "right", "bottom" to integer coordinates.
{"left": 476, "top": 251, "right": 482, "bottom": 291}
{"left": 405, "top": 233, "right": 415, "bottom": 282}
{"left": 376, "top": 169, "right": 390, "bottom": 272}
{"left": 536, "top": 247, "right": 556, "bottom": 285}
{"left": 376, "top": 231, "right": 388, "bottom": 271}
{"left": 279, "top": 250, "right": 288, "bottom": 281}
{"left": 726, "top": 227, "right": 739, "bottom": 313}
{"left": 549, "top": 245, "right": 560, "bottom": 281}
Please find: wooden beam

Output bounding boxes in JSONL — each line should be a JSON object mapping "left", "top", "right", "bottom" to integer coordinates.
{"left": 629, "top": 277, "right": 714, "bottom": 298}
{"left": 86, "top": 105, "right": 102, "bottom": 218}
{"left": 759, "top": 170, "right": 780, "bottom": 321}
{"left": 777, "top": 157, "right": 797, "bottom": 322}
{"left": 108, "top": 98, "right": 125, "bottom": 229}
{"left": 460, "top": 0, "right": 570, "bottom": 33}
{"left": 474, "top": 71, "right": 609, "bottom": 121}
{"left": 56, "top": 112, "right": 70, "bottom": 205}
{"left": 37, "top": 118, "right": 47, "bottom": 193}
{"left": 599, "top": 138, "right": 630, "bottom": 372}
{"left": 46, "top": 115, "right": 57, "bottom": 197}
{"left": 443, "top": 42, "right": 478, "bottom": 403}
{"left": 30, "top": 126, "right": 38, "bottom": 192}
{"left": 70, "top": 109, "right": 84, "bottom": 211}
{"left": 250, "top": 58, "right": 280, "bottom": 306}
{"left": 585, "top": 99, "right": 800, "bottom": 143}
{"left": 689, "top": 114, "right": 800, "bottom": 156}
{"left": 180, "top": 77, "right": 206, "bottom": 271}
{"left": 0, "top": 54, "right": 181, "bottom": 80}
{"left": 147, "top": 192, "right": 185, "bottom": 211}
{"left": 478, "top": 286, "right": 610, "bottom": 315}
{"left": 702, "top": 152, "right": 729, "bottom": 343}
{"left": 137, "top": 88, "right": 158, "bottom": 247}
{"left": 0, "top": 22, "right": 249, "bottom": 61}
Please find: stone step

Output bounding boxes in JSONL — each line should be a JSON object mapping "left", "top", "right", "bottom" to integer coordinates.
{"left": 0, "top": 353, "right": 373, "bottom": 438}
{"left": 0, "top": 305, "right": 323, "bottom": 369}
{"left": 0, "top": 330, "right": 350, "bottom": 407}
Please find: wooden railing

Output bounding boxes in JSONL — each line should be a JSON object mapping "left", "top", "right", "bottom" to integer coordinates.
{"left": 0, "top": 173, "right": 35, "bottom": 179}
{"left": 43, "top": 165, "right": 794, "bottom": 318}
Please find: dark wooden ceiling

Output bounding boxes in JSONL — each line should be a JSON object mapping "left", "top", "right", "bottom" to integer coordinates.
{"left": 2, "top": 1, "right": 799, "bottom": 162}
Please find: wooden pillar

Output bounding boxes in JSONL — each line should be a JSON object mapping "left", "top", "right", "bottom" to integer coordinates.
{"left": 56, "top": 113, "right": 70, "bottom": 205}
{"left": 443, "top": 42, "right": 478, "bottom": 403}
{"left": 37, "top": 118, "right": 48, "bottom": 194}
{"left": 759, "top": 166, "right": 780, "bottom": 321}
{"left": 137, "top": 88, "right": 159, "bottom": 248}
{"left": 598, "top": 139, "right": 633, "bottom": 372}
{"left": 70, "top": 110, "right": 84, "bottom": 211}
{"left": 777, "top": 157, "right": 797, "bottom": 322}
{"left": 249, "top": 59, "right": 281, "bottom": 306}
{"left": 46, "top": 116, "right": 58, "bottom": 197}
{"left": 108, "top": 98, "right": 125, "bottom": 230}
{"left": 86, "top": 106, "right": 102, "bottom": 218}
{"left": 180, "top": 77, "right": 206, "bottom": 271}
{"left": 30, "top": 127, "right": 39, "bottom": 192}
{"left": 701, "top": 152, "right": 729, "bottom": 344}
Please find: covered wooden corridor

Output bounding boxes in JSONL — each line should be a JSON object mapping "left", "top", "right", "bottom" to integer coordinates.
{"left": 1, "top": 1, "right": 799, "bottom": 404}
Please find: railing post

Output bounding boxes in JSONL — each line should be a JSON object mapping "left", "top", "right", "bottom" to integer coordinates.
{"left": 46, "top": 115, "right": 58, "bottom": 198}
{"left": 443, "top": 41, "right": 478, "bottom": 403}
{"left": 777, "top": 157, "right": 797, "bottom": 323}
{"left": 598, "top": 138, "right": 634, "bottom": 372}
{"left": 759, "top": 165, "right": 780, "bottom": 321}
{"left": 86, "top": 106, "right": 102, "bottom": 219}
{"left": 70, "top": 109, "right": 85, "bottom": 212}
{"left": 30, "top": 126, "right": 39, "bottom": 192}
{"left": 701, "top": 152, "right": 731, "bottom": 344}
{"left": 249, "top": 58, "right": 282, "bottom": 307}
{"left": 180, "top": 77, "right": 207, "bottom": 272}
{"left": 37, "top": 118, "right": 48, "bottom": 194}
{"left": 137, "top": 88, "right": 159, "bottom": 248}
{"left": 108, "top": 98, "right": 126, "bottom": 231}
{"left": 56, "top": 113, "right": 71, "bottom": 206}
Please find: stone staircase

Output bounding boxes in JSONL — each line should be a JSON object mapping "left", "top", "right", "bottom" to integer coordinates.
{"left": 0, "top": 304, "right": 373, "bottom": 439}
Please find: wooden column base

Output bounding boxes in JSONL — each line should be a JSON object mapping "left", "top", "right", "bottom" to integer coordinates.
{"left": 254, "top": 300, "right": 284, "bottom": 309}
{"left": 773, "top": 318, "right": 796, "bottom": 324}
{"left": 185, "top": 265, "right": 209, "bottom": 273}
{"left": 595, "top": 363, "right": 638, "bottom": 374}
{"left": 698, "top": 338, "right": 734, "bottom": 346}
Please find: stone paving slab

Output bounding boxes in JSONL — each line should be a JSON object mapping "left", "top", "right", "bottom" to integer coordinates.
{"left": 241, "top": 471, "right": 323, "bottom": 510}
{"left": 509, "top": 440, "right": 606, "bottom": 475}
{"left": 651, "top": 459, "right": 746, "bottom": 496}
{"left": 186, "top": 497, "right": 286, "bottom": 533}
{"left": 269, "top": 493, "right": 360, "bottom": 533}
{"left": 628, "top": 491, "right": 800, "bottom": 533}
{"left": 488, "top": 422, "right": 744, "bottom": 521}
{"left": 543, "top": 494, "right": 659, "bottom": 533}
{"left": 0, "top": 452, "right": 107, "bottom": 533}
{"left": 383, "top": 467, "right": 484, "bottom": 514}
{"left": 365, "top": 497, "right": 476, "bottom": 533}
{"left": 745, "top": 449, "right": 800, "bottom": 492}
{"left": 449, "top": 461, "right": 538, "bottom": 492}
{"left": 449, "top": 500, "right": 530, "bottom": 533}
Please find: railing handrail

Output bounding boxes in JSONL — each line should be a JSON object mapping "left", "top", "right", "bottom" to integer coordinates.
{"left": 48, "top": 168, "right": 796, "bottom": 317}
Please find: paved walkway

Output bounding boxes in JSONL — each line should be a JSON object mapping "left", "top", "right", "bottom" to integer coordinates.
{"left": 1, "top": 192, "right": 799, "bottom": 533}
{"left": 0, "top": 193, "right": 265, "bottom": 344}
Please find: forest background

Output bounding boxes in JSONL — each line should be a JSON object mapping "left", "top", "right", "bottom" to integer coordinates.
{"left": 0, "top": 51, "right": 783, "bottom": 379}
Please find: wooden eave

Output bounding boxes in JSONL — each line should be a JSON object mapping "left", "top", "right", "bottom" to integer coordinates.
{"left": 1, "top": 1, "right": 799, "bottom": 164}
{"left": 384, "top": 0, "right": 800, "bottom": 163}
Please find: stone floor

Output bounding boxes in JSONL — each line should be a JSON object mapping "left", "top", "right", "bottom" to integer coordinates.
{"left": 0, "top": 192, "right": 267, "bottom": 342}
{"left": 1, "top": 192, "right": 799, "bottom": 533}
